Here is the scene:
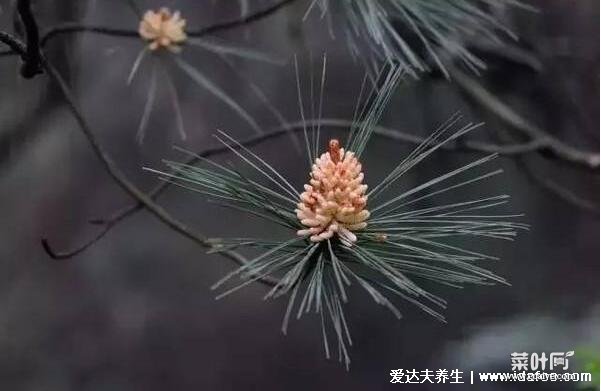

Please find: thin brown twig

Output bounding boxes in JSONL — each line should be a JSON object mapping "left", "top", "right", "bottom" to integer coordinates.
{"left": 46, "top": 127, "right": 300, "bottom": 259}
{"left": 37, "top": 52, "right": 278, "bottom": 286}
{"left": 37, "top": 0, "right": 297, "bottom": 48}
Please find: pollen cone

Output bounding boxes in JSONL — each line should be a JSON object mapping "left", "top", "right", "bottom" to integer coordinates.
{"left": 296, "top": 139, "right": 369, "bottom": 246}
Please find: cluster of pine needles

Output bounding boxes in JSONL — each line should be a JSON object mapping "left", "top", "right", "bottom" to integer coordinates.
{"left": 148, "top": 59, "right": 527, "bottom": 368}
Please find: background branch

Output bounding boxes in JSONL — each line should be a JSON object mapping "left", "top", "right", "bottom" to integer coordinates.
{"left": 449, "top": 66, "right": 600, "bottom": 170}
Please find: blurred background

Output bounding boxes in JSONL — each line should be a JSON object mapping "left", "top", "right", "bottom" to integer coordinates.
{"left": 0, "top": 0, "right": 598, "bottom": 390}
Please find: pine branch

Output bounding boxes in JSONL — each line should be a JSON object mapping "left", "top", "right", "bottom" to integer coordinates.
{"left": 45, "top": 116, "right": 596, "bottom": 261}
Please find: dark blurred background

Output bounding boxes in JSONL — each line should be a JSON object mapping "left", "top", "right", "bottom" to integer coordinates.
{"left": 0, "top": 0, "right": 598, "bottom": 390}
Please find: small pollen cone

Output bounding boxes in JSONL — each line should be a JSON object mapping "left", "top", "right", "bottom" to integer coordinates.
{"left": 296, "top": 139, "right": 369, "bottom": 246}
{"left": 139, "top": 8, "right": 187, "bottom": 52}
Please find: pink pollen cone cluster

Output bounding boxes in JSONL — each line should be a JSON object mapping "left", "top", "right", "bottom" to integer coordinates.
{"left": 296, "top": 139, "right": 370, "bottom": 246}
{"left": 139, "top": 8, "right": 187, "bottom": 52}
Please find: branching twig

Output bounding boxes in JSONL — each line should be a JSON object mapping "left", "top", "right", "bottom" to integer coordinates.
{"left": 39, "top": 54, "right": 278, "bottom": 286}
{"left": 495, "top": 120, "right": 598, "bottom": 213}
{"left": 450, "top": 66, "right": 600, "bottom": 170}
{"left": 448, "top": 66, "right": 599, "bottom": 211}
